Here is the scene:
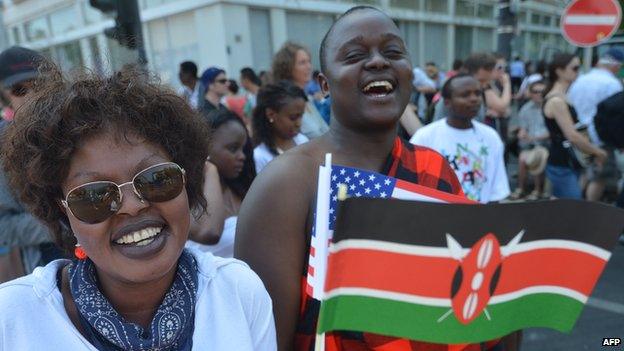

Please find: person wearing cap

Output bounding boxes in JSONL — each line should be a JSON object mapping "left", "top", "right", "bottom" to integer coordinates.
{"left": 0, "top": 46, "right": 60, "bottom": 283}
{"left": 199, "top": 66, "right": 229, "bottom": 117}
{"left": 568, "top": 48, "right": 624, "bottom": 202}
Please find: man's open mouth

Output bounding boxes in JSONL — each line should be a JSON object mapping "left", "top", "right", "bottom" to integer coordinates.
{"left": 362, "top": 80, "right": 395, "bottom": 98}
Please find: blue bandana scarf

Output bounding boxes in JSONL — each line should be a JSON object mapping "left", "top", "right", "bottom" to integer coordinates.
{"left": 69, "top": 250, "right": 198, "bottom": 351}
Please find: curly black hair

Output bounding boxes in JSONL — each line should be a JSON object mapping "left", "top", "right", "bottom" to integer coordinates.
{"left": 1, "top": 63, "right": 210, "bottom": 252}
{"left": 206, "top": 109, "right": 256, "bottom": 199}
{"left": 252, "top": 80, "right": 307, "bottom": 156}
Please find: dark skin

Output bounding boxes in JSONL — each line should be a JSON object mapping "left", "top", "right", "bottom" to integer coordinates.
{"left": 237, "top": 10, "right": 520, "bottom": 351}
{"left": 444, "top": 76, "right": 483, "bottom": 130}
{"left": 235, "top": 9, "right": 413, "bottom": 350}
{"left": 178, "top": 70, "right": 197, "bottom": 90}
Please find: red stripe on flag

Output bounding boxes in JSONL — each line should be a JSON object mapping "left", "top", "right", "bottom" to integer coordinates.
{"left": 310, "top": 245, "right": 316, "bottom": 257}
{"left": 325, "top": 248, "right": 458, "bottom": 298}
{"left": 494, "top": 248, "right": 607, "bottom": 296}
{"left": 395, "top": 179, "right": 474, "bottom": 204}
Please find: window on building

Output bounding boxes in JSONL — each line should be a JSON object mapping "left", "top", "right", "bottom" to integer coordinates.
{"left": 455, "top": 26, "right": 473, "bottom": 61}
{"left": 456, "top": 0, "right": 475, "bottom": 17}
{"left": 11, "top": 26, "right": 20, "bottom": 45}
{"left": 475, "top": 28, "right": 494, "bottom": 52}
{"left": 24, "top": 17, "right": 49, "bottom": 41}
{"left": 147, "top": 12, "right": 199, "bottom": 88}
{"left": 530, "top": 13, "right": 541, "bottom": 25}
{"left": 477, "top": 4, "right": 494, "bottom": 19}
{"left": 399, "top": 21, "right": 420, "bottom": 66}
{"left": 55, "top": 41, "right": 84, "bottom": 72}
{"left": 423, "top": 0, "right": 447, "bottom": 13}
{"left": 555, "top": 16, "right": 561, "bottom": 28}
{"left": 542, "top": 15, "right": 551, "bottom": 26}
{"left": 423, "top": 23, "right": 447, "bottom": 69}
{"left": 286, "top": 12, "right": 334, "bottom": 69}
{"left": 50, "top": 6, "right": 79, "bottom": 35}
{"left": 250, "top": 9, "right": 273, "bottom": 72}
{"left": 518, "top": 11, "right": 527, "bottom": 24}
{"left": 390, "top": 0, "right": 420, "bottom": 10}
{"left": 88, "top": 36, "right": 105, "bottom": 74}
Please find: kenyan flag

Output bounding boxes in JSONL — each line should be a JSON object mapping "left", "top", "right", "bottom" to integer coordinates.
{"left": 318, "top": 199, "right": 624, "bottom": 344}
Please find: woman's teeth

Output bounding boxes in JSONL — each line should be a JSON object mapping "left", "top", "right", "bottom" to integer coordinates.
{"left": 115, "top": 227, "right": 162, "bottom": 245}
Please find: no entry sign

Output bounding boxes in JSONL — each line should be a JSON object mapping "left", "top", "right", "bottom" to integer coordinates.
{"left": 561, "top": 0, "right": 622, "bottom": 47}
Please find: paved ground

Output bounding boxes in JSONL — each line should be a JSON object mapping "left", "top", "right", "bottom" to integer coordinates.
{"left": 521, "top": 244, "right": 624, "bottom": 351}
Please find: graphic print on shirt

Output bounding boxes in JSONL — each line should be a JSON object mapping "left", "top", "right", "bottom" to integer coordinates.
{"left": 442, "top": 142, "right": 489, "bottom": 202}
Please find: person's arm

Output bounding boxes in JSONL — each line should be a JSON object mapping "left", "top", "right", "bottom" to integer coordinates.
{"left": 235, "top": 155, "right": 313, "bottom": 351}
{"left": 545, "top": 97, "right": 608, "bottom": 164}
{"left": 399, "top": 104, "right": 422, "bottom": 136}
{"left": 0, "top": 171, "right": 51, "bottom": 248}
{"left": 188, "top": 161, "right": 226, "bottom": 245}
{"left": 484, "top": 74, "right": 512, "bottom": 116}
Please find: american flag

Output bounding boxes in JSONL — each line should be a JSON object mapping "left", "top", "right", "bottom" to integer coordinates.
{"left": 306, "top": 160, "right": 471, "bottom": 299}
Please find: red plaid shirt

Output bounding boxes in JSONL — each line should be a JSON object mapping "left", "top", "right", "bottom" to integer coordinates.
{"left": 295, "top": 138, "right": 504, "bottom": 351}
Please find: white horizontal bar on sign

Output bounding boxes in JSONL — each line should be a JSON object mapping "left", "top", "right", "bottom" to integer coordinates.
{"left": 564, "top": 15, "right": 619, "bottom": 25}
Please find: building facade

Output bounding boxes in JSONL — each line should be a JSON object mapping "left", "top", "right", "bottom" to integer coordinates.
{"left": 1, "top": 0, "right": 572, "bottom": 90}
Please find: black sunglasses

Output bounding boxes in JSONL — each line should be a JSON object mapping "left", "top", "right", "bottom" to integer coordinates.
{"left": 571, "top": 65, "right": 580, "bottom": 72}
{"left": 61, "top": 162, "right": 185, "bottom": 224}
{"left": 215, "top": 78, "right": 228, "bottom": 84}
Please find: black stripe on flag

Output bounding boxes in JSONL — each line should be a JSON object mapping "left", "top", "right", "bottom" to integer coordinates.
{"left": 334, "top": 199, "right": 624, "bottom": 250}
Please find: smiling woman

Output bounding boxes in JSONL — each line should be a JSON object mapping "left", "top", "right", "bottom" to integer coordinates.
{"left": 0, "top": 64, "right": 276, "bottom": 350}
{"left": 235, "top": 6, "right": 473, "bottom": 351}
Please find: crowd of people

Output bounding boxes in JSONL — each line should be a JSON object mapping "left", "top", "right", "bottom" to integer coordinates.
{"left": 0, "top": 4, "right": 623, "bottom": 351}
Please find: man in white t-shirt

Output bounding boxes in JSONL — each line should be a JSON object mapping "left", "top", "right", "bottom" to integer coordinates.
{"left": 410, "top": 74, "right": 510, "bottom": 203}
{"left": 568, "top": 48, "right": 624, "bottom": 201}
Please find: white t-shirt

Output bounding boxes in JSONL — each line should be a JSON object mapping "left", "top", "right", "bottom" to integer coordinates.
{"left": 567, "top": 67, "right": 623, "bottom": 145}
{"left": 410, "top": 119, "right": 510, "bottom": 203}
{"left": 254, "top": 133, "right": 309, "bottom": 173}
{"left": 0, "top": 247, "right": 276, "bottom": 350}
{"left": 186, "top": 216, "right": 237, "bottom": 258}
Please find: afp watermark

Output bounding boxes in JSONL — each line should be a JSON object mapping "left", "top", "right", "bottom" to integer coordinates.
{"left": 603, "top": 338, "right": 621, "bottom": 347}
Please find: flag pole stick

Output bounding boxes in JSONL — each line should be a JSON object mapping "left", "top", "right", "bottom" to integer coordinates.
{"left": 314, "top": 154, "right": 333, "bottom": 351}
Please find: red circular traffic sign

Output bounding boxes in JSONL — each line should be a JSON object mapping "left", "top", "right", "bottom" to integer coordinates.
{"left": 561, "top": 0, "right": 622, "bottom": 47}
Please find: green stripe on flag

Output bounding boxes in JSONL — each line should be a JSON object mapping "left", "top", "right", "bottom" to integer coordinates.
{"left": 318, "top": 293, "right": 584, "bottom": 344}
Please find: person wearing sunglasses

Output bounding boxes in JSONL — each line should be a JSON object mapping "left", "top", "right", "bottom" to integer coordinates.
{"left": 0, "top": 65, "right": 276, "bottom": 350}
{"left": 199, "top": 66, "right": 230, "bottom": 117}
{"left": 0, "top": 46, "right": 63, "bottom": 285}
{"left": 543, "top": 53, "right": 608, "bottom": 199}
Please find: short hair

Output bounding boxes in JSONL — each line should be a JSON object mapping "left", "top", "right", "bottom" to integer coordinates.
{"left": 228, "top": 79, "right": 239, "bottom": 94}
{"left": 441, "top": 73, "right": 475, "bottom": 99}
{"left": 425, "top": 62, "right": 436, "bottom": 67}
{"left": 272, "top": 41, "right": 310, "bottom": 82}
{"left": 463, "top": 53, "right": 497, "bottom": 75}
{"left": 452, "top": 59, "right": 463, "bottom": 71}
{"left": 319, "top": 6, "right": 386, "bottom": 73}
{"left": 180, "top": 61, "right": 198, "bottom": 77}
{"left": 1, "top": 64, "right": 210, "bottom": 253}
{"left": 206, "top": 109, "right": 256, "bottom": 199}
{"left": 240, "top": 67, "right": 262, "bottom": 86}
{"left": 252, "top": 80, "right": 308, "bottom": 155}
